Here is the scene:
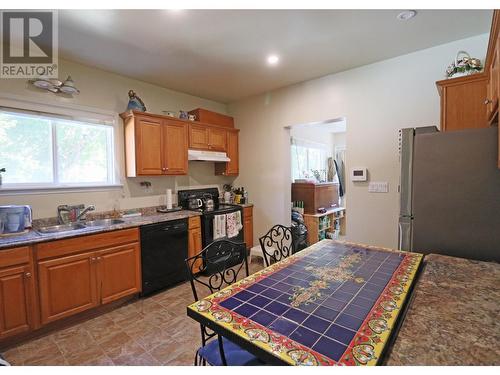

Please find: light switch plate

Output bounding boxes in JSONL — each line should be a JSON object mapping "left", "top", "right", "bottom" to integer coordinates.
{"left": 368, "top": 182, "right": 389, "bottom": 193}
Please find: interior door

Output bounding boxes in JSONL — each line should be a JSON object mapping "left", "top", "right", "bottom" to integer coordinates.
{"left": 0, "top": 264, "right": 34, "bottom": 338}
{"left": 97, "top": 243, "right": 141, "bottom": 305}
{"left": 163, "top": 122, "right": 188, "bottom": 175}
{"left": 136, "top": 117, "right": 163, "bottom": 175}
{"left": 38, "top": 251, "right": 98, "bottom": 324}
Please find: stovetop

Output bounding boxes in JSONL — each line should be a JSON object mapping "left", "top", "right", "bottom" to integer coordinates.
{"left": 187, "top": 204, "right": 240, "bottom": 215}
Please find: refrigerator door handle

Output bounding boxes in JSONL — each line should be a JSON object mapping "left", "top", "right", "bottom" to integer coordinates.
{"left": 398, "top": 222, "right": 403, "bottom": 250}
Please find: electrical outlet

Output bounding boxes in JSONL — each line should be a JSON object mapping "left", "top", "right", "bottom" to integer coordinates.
{"left": 368, "top": 182, "right": 389, "bottom": 193}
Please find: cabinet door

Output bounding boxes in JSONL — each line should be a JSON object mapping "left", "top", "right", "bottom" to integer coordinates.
{"left": 208, "top": 127, "right": 227, "bottom": 151}
{"left": 163, "top": 122, "right": 188, "bottom": 175}
{"left": 226, "top": 130, "right": 239, "bottom": 175}
{"left": 189, "top": 124, "right": 210, "bottom": 150}
{"left": 243, "top": 207, "right": 253, "bottom": 249}
{"left": 442, "top": 78, "right": 488, "bottom": 131}
{"left": 38, "top": 252, "right": 98, "bottom": 325}
{"left": 136, "top": 117, "right": 163, "bottom": 175}
{"left": 487, "top": 38, "right": 499, "bottom": 121}
{"left": 97, "top": 243, "right": 141, "bottom": 305}
{"left": 0, "top": 264, "right": 34, "bottom": 338}
{"left": 188, "top": 217, "right": 203, "bottom": 274}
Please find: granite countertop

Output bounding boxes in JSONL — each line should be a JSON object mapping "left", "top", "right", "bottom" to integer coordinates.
{"left": 385, "top": 253, "right": 500, "bottom": 365}
{"left": 0, "top": 209, "right": 201, "bottom": 250}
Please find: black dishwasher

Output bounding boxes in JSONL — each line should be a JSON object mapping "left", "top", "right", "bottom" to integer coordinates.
{"left": 140, "top": 219, "right": 188, "bottom": 296}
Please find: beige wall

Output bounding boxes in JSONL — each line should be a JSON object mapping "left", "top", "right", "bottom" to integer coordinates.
{"left": 229, "top": 33, "right": 489, "bottom": 249}
{"left": 0, "top": 58, "right": 233, "bottom": 218}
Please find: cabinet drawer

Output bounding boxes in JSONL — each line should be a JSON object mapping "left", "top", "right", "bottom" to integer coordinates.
{"left": 36, "top": 228, "right": 140, "bottom": 260}
{"left": 0, "top": 246, "right": 31, "bottom": 268}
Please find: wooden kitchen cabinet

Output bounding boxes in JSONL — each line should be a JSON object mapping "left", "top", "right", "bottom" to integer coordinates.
{"left": 188, "top": 216, "right": 203, "bottom": 274}
{"left": 243, "top": 206, "right": 253, "bottom": 249}
{"left": 36, "top": 228, "right": 141, "bottom": 325}
{"left": 215, "top": 129, "right": 239, "bottom": 176}
{"left": 189, "top": 123, "right": 227, "bottom": 151}
{"left": 0, "top": 247, "right": 37, "bottom": 339}
{"left": 163, "top": 122, "right": 189, "bottom": 174}
{"left": 121, "top": 111, "right": 188, "bottom": 177}
{"left": 97, "top": 243, "right": 141, "bottom": 305}
{"left": 436, "top": 73, "right": 489, "bottom": 132}
{"left": 38, "top": 251, "right": 98, "bottom": 325}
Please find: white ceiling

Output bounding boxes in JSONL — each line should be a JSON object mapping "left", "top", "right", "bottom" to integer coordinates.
{"left": 58, "top": 10, "right": 492, "bottom": 103}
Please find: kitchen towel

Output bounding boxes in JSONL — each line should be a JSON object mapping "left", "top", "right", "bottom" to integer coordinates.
{"left": 226, "top": 211, "right": 243, "bottom": 238}
{"left": 213, "top": 214, "right": 226, "bottom": 240}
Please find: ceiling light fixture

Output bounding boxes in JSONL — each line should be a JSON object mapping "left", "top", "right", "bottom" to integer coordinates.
{"left": 397, "top": 10, "right": 417, "bottom": 21}
{"left": 267, "top": 54, "right": 279, "bottom": 66}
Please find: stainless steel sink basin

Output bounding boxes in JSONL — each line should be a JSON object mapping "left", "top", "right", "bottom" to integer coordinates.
{"left": 36, "top": 223, "right": 87, "bottom": 234}
{"left": 84, "top": 219, "right": 125, "bottom": 227}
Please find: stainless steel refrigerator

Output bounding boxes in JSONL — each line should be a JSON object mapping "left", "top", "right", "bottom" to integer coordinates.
{"left": 398, "top": 126, "right": 500, "bottom": 262}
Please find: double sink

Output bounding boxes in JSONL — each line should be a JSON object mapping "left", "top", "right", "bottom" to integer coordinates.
{"left": 36, "top": 218, "right": 125, "bottom": 234}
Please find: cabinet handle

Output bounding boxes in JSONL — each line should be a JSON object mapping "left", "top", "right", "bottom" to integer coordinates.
{"left": 91, "top": 257, "right": 97, "bottom": 262}
{"left": 484, "top": 99, "right": 492, "bottom": 105}
{"left": 97, "top": 257, "right": 102, "bottom": 261}
{"left": 25, "top": 272, "right": 32, "bottom": 278}
{"left": 166, "top": 167, "right": 169, "bottom": 170}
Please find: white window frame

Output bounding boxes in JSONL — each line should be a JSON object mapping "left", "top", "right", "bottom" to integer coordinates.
{"left": 0, "top": 94, "right": 122, "bottom": 194}
{"left": 291, "top": 137, "right": 329, "bottom": 181}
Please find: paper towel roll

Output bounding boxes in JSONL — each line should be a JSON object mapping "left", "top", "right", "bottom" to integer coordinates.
{"left": 166, "top": 189, "right": 172, "bottom": 209}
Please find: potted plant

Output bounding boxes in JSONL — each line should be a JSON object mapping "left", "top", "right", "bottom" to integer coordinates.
{"left": 446, "top": 51, "right": 483, "bottom": 78}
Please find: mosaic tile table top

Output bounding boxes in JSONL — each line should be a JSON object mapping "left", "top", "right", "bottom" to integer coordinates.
{"left": 385, "top": 253, "right": 500, "bottom": 365}
{"left": 187, "top": 239, "right": 422, "bottom": 366}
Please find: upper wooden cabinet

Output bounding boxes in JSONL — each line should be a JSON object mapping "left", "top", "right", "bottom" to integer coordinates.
{"left": 486, "top": 10, "right": 500, "bottom": 126}
{"left": 121, "top": 111, "right": 188, "bottom": 177}
{"left": 215, "top": 129, "right": 239, "bottom": 176}
{"left": 0, "top": 246, "right": 37, "bottom": 339}
{"left": 436, "top": 73, "right": 489, "bottom": 132}
{"left": 122, "top": 110, "right": 240, "bottom": 176}
{"left": 189, "top": 123, "right": 227, "bottom": 151}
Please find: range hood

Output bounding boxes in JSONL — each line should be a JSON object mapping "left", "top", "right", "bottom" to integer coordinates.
{"left": 188, "top": 149, "right": 230, "bottom": 162}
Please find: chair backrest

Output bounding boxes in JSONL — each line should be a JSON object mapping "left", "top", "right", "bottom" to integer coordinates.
{"left": 259, "top": 224, "right": 295, "bottom": 267}
{"left": 185, "top": 239, "right": 249, "bottom": 343}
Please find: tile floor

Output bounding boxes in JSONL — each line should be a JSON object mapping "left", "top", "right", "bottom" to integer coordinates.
{"left": 3, "top": 258, "right": 264, "bottom": 366}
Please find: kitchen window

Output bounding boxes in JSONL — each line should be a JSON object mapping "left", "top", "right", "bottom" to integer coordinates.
{"left": 291, "top": 137, "right": 328, "bottom": 181}
{"left": 0, "top": 108, "right": 117, "bottom": 189}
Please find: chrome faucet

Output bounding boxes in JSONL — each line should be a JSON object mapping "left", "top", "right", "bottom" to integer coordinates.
{"left": 57, "top": 204, "right": 96, "bottom": 224}
{"left": 75, "top": 205, "right": 96, "bottom": 221}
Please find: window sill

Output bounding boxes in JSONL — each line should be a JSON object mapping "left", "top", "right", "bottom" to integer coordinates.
{"left": 0, "top": 184, "right": 123, "bottom": 195}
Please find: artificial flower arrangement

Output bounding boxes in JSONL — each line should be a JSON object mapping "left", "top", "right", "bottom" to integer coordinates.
{"left": 446, "top": 50, "right": 483, "bottom": 78}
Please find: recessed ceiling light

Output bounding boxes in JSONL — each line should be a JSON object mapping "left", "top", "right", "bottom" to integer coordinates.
{"left": 267, "top": 54, "right": 279, "bottom": 66}
{"left": 397, "top": 10, "right": 417, "bottom": 21}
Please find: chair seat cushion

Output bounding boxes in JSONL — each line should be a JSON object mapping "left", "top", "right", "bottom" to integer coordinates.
{"left": 198, "top": 337, "right": 264, "bottom": 366}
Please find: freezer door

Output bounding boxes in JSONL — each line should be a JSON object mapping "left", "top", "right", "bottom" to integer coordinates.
{"left": 398, "top": 216, "right": 413, "bottom": 251}
{"left": 411, "top": 127, "right": 500, "bottom": 262}
{"left": 398, "top": 128, "right": 414, "bottom": 217}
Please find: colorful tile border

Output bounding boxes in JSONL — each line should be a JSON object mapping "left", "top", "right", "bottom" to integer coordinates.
{"left": 187, "top": 240, "right": 423, "bottom": 366}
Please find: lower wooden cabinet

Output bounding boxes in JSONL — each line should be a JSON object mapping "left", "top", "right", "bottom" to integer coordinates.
{"left": 243, "top": 206, "right": 254, "bottom": 249}
{"left": 97, "top": 243, "right": 141, "bottom": 305}
{"left": 38, "top": 251, "right": 98, "bottom": 325}
{"left": 188, "top": 216, "right": 203, "bottom": 274}
{"left": 36, "top": 228, "right": 141, "bottom": 326}
{"left": 0, "top": 246, "right": 37, "bottom": 340}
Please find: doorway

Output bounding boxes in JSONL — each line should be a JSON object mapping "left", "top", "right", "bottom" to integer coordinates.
{"left": 288, "top": 118, "right": 347, "bottom": 247}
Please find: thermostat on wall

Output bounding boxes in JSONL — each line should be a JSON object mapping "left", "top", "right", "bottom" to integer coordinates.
{"left": 351, "top": 167, "right": 367, "bottom": 181}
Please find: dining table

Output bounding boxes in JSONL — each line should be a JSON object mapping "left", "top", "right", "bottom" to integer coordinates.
{"left": 187, "top": 239, "right": 423, "bottom": 365}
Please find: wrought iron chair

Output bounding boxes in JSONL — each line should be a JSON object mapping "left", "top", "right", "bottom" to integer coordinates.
{"left": 259, "top": 224, "right": 295, "bottom": 267}
{"left": 185, "top": 239, "right": 264, "bottom": 366}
